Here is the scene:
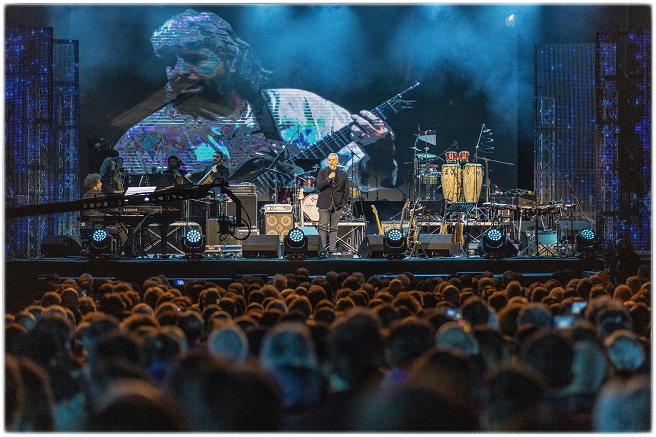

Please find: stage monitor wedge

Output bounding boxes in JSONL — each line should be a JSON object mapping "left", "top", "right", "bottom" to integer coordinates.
{"left": 241, "top": 234, "right": 279, "bottom": 258}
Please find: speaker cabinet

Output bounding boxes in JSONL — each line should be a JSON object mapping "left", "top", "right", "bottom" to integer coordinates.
{"left": 226, "top": 194, "right": 257, "bottom": 228}
{"left": 415, "top": 234, "right": 454, "bottom": 257}
{"left": 357, "top": 234, "right": 385, "bottom": 259}
{"left": 261, "top": 211, "right": 294, "bottom": 240}
{"left": 522, "top": 230, "right": 558, "bottom": 256}
{"left": 241, "top": 234, "right": 279, "bottom": 258}
{"left": 40, "top": 235, "right": 82, "bottom": 258}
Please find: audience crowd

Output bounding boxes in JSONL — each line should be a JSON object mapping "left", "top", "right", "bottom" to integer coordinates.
{"left": 5, "top": 263, "right": 651, "bottom": 431}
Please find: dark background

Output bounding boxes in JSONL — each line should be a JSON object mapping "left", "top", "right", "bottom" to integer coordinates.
{"left": 5, "top": 4, "right": 651, "bottom": 201}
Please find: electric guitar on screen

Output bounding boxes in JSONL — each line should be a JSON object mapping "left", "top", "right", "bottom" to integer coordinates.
{"left": 250, "top": 82, "right": 420, "bottom": 192}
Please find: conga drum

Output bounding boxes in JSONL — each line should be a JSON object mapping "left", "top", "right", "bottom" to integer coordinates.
{"left": 458, "top": 151, "right": 470, "bottom": 164}
{"left": 445, "top": 151, "right": 458, "bottom": 164}
{"left": 462, "top": 163, "right": 483, "bottom": 203}
{"left": 441, "top": 164, "right": 461, "bottom": 202}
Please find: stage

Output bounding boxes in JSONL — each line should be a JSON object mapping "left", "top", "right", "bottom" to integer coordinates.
{"left": 5, "top": 255, "right": 604, "bottom": 314}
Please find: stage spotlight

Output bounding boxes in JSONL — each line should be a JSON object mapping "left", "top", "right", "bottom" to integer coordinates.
{"left": 283, "top": 227, "right": 308, "bottom": 260}
{"left": 576, "top": 228, "right": 597, "bottom": 258}
{"left": 383, "top": 228, "right": 407, "bottom": 260}
{"left": 182, "top": 228, "right": 204, "bottom": 259}
{"left": 89, "top": 228, "right": 113, "bottom": 258}
{"left": 479, "top": 227, "right": 516, "bottom": 259}
{"left": 505, "top": 14, "right": 515, "bottom": 27}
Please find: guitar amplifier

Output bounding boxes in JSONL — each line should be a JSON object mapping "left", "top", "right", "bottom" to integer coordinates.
{"left": 227, "top": 183, "right": 256, "bottom": 195}
{"left": 263, "top": 204, "right": 293, "bottom": 213}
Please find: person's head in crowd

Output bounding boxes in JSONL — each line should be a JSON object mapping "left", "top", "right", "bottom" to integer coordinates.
{"left": 440, "top": 284, "right": 460, "bottom": 306}
{"left": 589, "top": 284, "right": 608, "bottom": 299}
{"left": 355, "top": 383, "right": 478, "bottom": 431}
{"left": 86, "top": 378, "right": 190, "bottom": 431}
{"left": 461, "top": 296, "right": 491, "bottom": 327}
{"left": 39, "top": 291, "right": 62, "bottom": 308}
{"left": 15, "top": 356, "right": 56, "bottom": 431}
{"left": 121, "top": 313, "right": 159, "bottom": 333}
{"left": 435, "top": 321, "right": 480, "bottom": 357}
{"left": 177, "top": 310, "right": 205, "bottom": 346}
{"left": 86, "top": 330, "right": 143, "bottom": 372}
{"left": 259, "top": 321, "right": 321, "bottom": 409}
{"left": 5, "top": 355, "right": 23, "bottom": 430}
{"left": 560, "top": 340, "right": 608, "bottom": 396}
{"left": 592, "top": 374, "right": 650, "bottom": 432}
{"left": 612, "top": 284, "right": 633, "bottom": 303}
{"left": 14, "top": 311, "right": 38, "bottom": 333}
{"left": 563, "top": 320, "right": 605, "bottom": 350}
{"left": 502, "top": 270, "right": 522, "bottom": 287}
{"left": 472, "top": 325, "right": 511, "bottom": 372}
{"left": 288, "top": 295, "right": 312, "bottom": 318}
{"left": 341, "top": 275, "right": 361, "bottom": 292}
{"left": 98, "top": 293, "right": 129, "bottom": 320}
{"left": 596, "top": 306, "right": 631, "bottom": 338}
{"left": 516, "top": 303, "right": 552, "bottom": 329}
{"left": 391, "top": 291, "right": 421, "bottom": 315}
{"left": 327, "top": 308, "right": 385, "bottom": 392}
{"left": 480, "top": 362, "right": 548, "bottom": 431}
{"left": 576, "top": 278, "right": 593, "bottom": 300}
{"left": 5, "top": 323, "right": 28, "bottom": 355}
{"left": 530, "top": 286, "right": 548, "bottom": 303}
{"left": 604, "top": 329, "right": 645, "bottom": 377}
{"left": 477, "top": 277, "right": 496, "bottom": 295}
{"left": 519, "top": 329, "right": 573, "bottom": 390}
{"left": 628, "top": 302, "right": 650, "bottom": 337}
{"left": 636, "top": 264, "right": 650, "bottom": 282}
{"left": 167, "top": 350, "right": 282, "bottom": 431}
{"left": 207, "top": 324, "right": 249, "bottom": 363}
{"left": 272, "top": 274, "right": 287, "bottom": 292}
{"left": 487, "top": 291, "right": 508, "bottom": 313}
{"left": 385, "top": 318, "right": 434, "bottom": 371}
{"left": 372, "top": 303, "right": 398, "bottom": 329}
{"left": 411, "top": 346, "right": 477, "bottom": 410}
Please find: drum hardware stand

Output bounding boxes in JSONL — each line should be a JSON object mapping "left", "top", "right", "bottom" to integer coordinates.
{"left": 472, "top": 123, "right": 511, "bottom": 219}
{"left": 517, "top": 207, "right": 556, "bottom": 257}
{"left": 411, "top": 128, "right": 442, "bottom": 201}
{"left": 444, "top": 202, "right": 475, "bottom": 257}
{"left": 341, "top": 144, "right": 363, "bottom": 222}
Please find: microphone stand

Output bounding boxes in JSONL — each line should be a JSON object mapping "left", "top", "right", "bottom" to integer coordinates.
{"left": 564, "top": 174, "right": 591, "bottom": 253}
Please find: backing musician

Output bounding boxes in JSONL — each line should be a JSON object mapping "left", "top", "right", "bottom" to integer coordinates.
{"left": 164, "top": 155, "right": 192, "bottom": 185}
{"left": 196, "top": 150, "right": 230, "bottom": 185}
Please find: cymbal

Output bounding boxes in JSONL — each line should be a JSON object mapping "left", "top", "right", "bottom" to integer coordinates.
{"left": 417, "top": 153, "right": 436, "bottom": 159}
{"left": 380, "top": 177, "right": 405, "bottom": 189}
{"left": 417, "top": 130, "right": 437, "bottom": 135}
{"left": 409, "top": 146, "right": 422, "bottom": 152}
{"left": 257, "top": 160, "right": 304, "bottom": 175}
{"left": 277, "top": 163, "right": 304, "bottom": 175}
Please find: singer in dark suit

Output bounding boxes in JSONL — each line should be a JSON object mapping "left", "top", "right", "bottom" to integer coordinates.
{"left": 316, "top": 153, "right": 348, "bottom": 255}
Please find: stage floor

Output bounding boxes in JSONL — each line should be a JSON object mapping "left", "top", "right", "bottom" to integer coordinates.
{"left": 5, "top": 255, "right": 604, "bottom": 314}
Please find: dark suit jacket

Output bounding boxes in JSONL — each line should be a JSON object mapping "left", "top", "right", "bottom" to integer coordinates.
{"left": 316, "top": 167, "right": 347, "bottom": 210}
